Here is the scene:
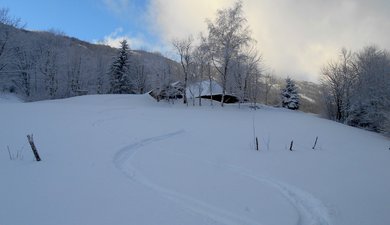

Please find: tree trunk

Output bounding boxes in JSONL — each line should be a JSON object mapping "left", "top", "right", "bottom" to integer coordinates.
{"left": 209, "top": 76, "right": 213, "bottom": 106}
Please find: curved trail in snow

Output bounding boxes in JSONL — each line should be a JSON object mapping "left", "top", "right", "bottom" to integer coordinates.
{"left": 223, "top": 164, "right": 331, "bottom": 225}
{"left": 113, "top": 130, "right": 331, "bottom": 225}
{"left": 113, "top": 130, "right": 262, "bottom": 225}
{"left": 165, "top": 151, "right": 332, "bottom": 225}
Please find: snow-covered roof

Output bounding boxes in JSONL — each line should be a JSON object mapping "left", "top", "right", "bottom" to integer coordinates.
{"left": 186, "top": 80, "right": 223, "bottom": 97}
{"left": 170, "top": 81, "right": 183, "bottom": 87}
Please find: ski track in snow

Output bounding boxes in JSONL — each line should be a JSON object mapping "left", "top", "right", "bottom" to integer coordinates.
{"left": 225, "top": 165, "right": 331, "bottom": 225}
{"left": 113, "top": 130, "right": 262, "bottom": 225}
{"left": 170, "top": 152, "right": 332, "bottom": 225}
{"left": 113, "top": 130, "right": 331, "bottom": 225}
{"left": 92, "top": 115, "right": 127, "bottom": 127}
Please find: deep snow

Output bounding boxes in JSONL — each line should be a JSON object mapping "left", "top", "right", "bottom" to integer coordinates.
{"left": 1, "top": 94, "right": 389, "bottom": 225}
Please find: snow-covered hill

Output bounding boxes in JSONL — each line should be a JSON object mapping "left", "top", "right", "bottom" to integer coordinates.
{"left": 1, "top": 94, "right": 389, "bottom": 225}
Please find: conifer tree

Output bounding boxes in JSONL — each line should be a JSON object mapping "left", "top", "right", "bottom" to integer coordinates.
{"left": 108, "top": 40, "right": 131, "bottom": 94}
{"left": 281, "top": 77, "right": 300, "bottom": 110}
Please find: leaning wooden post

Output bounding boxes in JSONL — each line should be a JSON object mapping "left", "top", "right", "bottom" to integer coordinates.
{"left": 312, "top": 136, "right": 318, "bottom": 150}
{"left": 7, "top": 146, "right": 12, "bottom": 160}
{"left": 289, "top": 140, "right": 294, "bottom": 151}
{"left": 27, "top": 134, "right": 41, "bottom": 161}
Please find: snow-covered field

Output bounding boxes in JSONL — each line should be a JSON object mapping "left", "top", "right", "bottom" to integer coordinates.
{"left": 1, "top": 94, "right": 389, "bottom": 225}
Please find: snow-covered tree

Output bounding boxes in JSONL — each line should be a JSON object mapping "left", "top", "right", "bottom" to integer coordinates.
{"left": 12, "top": 46, "right": 38, "bottom": 98}
{"left": 281, "top": 77, "right": 300, "bottom": 110}
{"left": 108, "top": 40, "right": 131, "bottom": 94}
{"left": 231, "top": 45, "right": 262, "bottom": 107}
{"left": 194, "top": 34, "right": 214, "bottom": 106}
{"left": 66, "top": 50, "right": 83, "bottom": 96}
{"left": 322, "top": 45, "right": 390, "bottom": 134}
{"left": 172, "top": 36, "right": 193, "bottom": 105}
{"left": 0, "top": 29, "right": 9, "bottom": 74}
{"left": 207, "top": 0, "right": 252, "bottom": 106}
{"left": 39, "top": 46, "right": 59, "bottom": 99}
{"left": 346, "top": 46, "right": 390, "bottom": 133}
{"left": 188, "top": 34, "right": 213, "bottom": 106}
{"left": 321, "top": 48, "right": 356, "bottom": 121}
{"left": 131, "top": 62, "right": 147, "bottom": 94}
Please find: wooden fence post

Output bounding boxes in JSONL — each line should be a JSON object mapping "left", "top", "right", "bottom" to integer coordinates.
{"left": 27, "top": 134, "right": 41, "bottom": 161}
{"left": 312, "top": 136, "right": 318, "bottom": 150}
{"left": 289, "top": 140, "right": 294, "bottom": 151}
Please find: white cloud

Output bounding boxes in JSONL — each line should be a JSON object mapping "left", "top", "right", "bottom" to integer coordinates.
{"left": 94, "top": 27, "right": 170, "bottom": 54}
{"left": 100, "top": 0, "right": 390, "bottom": 82}
{"left": 144, "top": 0, "right": 390, "bottom": 82}
{"left": 146, "top": 0, "right": 234, "bottom": 41}
{"left": 94, "top": 27, "right": 145, "bottom": 49}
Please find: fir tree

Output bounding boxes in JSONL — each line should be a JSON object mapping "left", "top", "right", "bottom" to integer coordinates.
{"left": 108, "top": 40, "right": 131, "bottom": 94}
{"left": 281, "top": 77, "right": 300, "bottom": 110}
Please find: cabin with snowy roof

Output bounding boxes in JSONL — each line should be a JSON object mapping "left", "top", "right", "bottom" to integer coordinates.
{"left": 149, "top": 81, "right": 184, "bottom": 101}
{"left": 150, "top": 80, "right": 239, "bottom": 104}
{"left": 186, "top": 80, "right": 239, "bottom": 104}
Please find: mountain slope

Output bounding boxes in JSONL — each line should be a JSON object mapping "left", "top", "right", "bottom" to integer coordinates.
{"left": 0, "top": 22, "right": 180, "bottom": 101}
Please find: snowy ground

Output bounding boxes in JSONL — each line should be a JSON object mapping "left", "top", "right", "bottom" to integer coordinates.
{"left": 1, "top": 94, "right": 389, "bottom": 225}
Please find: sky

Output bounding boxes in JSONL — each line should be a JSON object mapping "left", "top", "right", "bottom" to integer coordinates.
{"left": 1, "top": 0, "right": 390, "bottom": 82}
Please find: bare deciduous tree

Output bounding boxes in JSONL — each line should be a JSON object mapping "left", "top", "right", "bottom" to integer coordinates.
{"left": 262, "top": 72, "right": 277, "bottom": 105}
{"left": 207, "top": 0, "right": 252, "bottom": 106}
{"left": 322, "top": 46, "right": 390, "bottom": 134}
{"left": 0, "top": 29, "right": 10, "bottom": 73}
{"left": 0, "top": 8, "right": 25, "bottom": 28}
{"left": 131, "top": 62, "right": 147, "bottom": 94}
{"left": 95, "top": 56, "right": 107, "bottom": 94}
{"left": 67, "top": 50, "right": 83, "bottom": 96}
{"left": 172, "top": 36, "right": 194, "bottom": 106}
{"left": 321, "top": 48, "right": 356, "bottom": 121}
{"left": 12, "top": 46, "right": 39, "bottom": 98}
{"left": 39, "top": 47, "right": 59, "bottom": 99}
